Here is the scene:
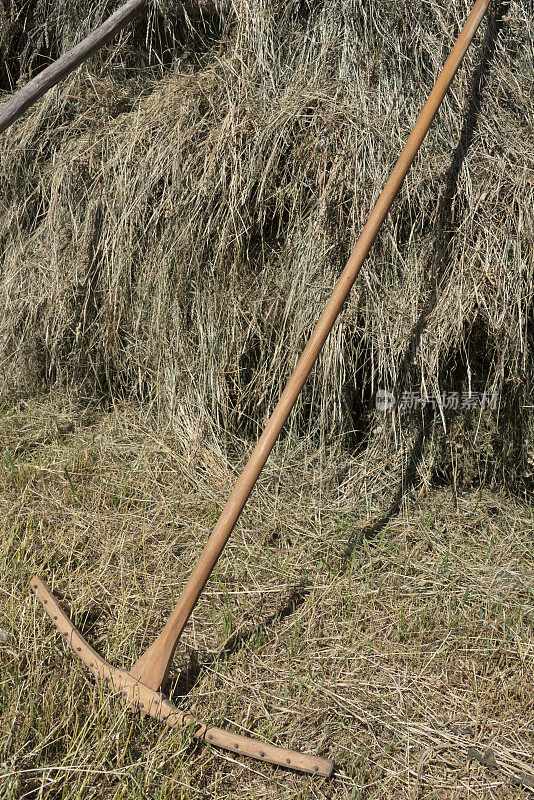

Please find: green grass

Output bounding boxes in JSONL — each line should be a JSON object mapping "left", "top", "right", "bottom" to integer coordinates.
{"left": 1, "top": 397, "right": 533, "bottom": 798}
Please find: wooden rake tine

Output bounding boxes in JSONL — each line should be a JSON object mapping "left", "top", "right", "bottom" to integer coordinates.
{"left": 31, "top": 0, "right": 491, "bottom": 777}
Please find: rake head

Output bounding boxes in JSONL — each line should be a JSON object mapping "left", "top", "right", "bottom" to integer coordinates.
{"left": 30, "top": 576, "right": 334, "bottom": 777}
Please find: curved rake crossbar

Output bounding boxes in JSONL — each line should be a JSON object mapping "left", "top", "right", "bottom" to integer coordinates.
{"left": 30, "top": 577, "right": 333, "bottom": 777}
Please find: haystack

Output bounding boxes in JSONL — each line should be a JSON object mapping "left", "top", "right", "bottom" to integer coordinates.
{"left": 1, "top": 0, "right": 532, "bottom": 492}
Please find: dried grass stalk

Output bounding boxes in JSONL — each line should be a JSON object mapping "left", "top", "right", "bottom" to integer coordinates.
{"left": 0, "top": 0, "right": 532, "bottom": 488}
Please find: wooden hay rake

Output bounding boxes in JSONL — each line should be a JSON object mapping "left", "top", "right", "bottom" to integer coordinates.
{"left": 0, "top": 0, "right": 493, "bottom": 777}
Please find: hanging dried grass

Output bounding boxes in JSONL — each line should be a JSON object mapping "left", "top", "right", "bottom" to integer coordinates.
{"left": 0, "top": 0, "right": 532, "bottom": 488}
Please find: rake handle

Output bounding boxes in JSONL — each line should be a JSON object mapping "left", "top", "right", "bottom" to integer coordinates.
{"left": 133, "top": 0, "right": 491, "bottom": 691}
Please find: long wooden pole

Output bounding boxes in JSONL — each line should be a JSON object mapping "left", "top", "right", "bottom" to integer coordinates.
{"left": 0, "top": 0, "right": 147, "bottom": 135}
{"left": 131, "top": 0, "right": 492, "bottom": 691}
{"left": 0, "top": 0, "right": 218, "bottom": 135}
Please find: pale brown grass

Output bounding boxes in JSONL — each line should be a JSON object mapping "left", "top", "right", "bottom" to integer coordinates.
{"left": 1, "top": 397, "right": 532, "bottom": 798}
{"left": 0, "top": 0, "right": 533, "bottom": 488}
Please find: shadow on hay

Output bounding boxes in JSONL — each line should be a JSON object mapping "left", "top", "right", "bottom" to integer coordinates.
{"left": 164, "top": 1, "right": 513, "bottom": 697}
{"left": 339, "top": 0, "right": 512, "bottom": 562}
{"left": 168, "top": 584, "right": 310, "bottom": 700}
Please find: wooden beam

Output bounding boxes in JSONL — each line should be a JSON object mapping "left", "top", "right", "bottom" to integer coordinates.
{"left": 0, "top": 0, "right": 222, "bottom": 136}
{"left": 0, "top": 0, "right": 148, "bottom": 135}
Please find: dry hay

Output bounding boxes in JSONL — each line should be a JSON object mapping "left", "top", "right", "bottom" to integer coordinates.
{"left": 0, "top": 399, "right": 533, "bottom": 797}
{"left": 0, "top": 0, "right": 533, "bottom": 491}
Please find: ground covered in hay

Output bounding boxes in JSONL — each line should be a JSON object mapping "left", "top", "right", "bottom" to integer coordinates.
{"left": 0, "top": 398, "right": 533, "bottom": 798}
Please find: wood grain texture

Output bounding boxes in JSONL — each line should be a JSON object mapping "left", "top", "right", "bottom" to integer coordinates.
{"left": 0, "top": 0, "right": 147, "bottom": 135}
